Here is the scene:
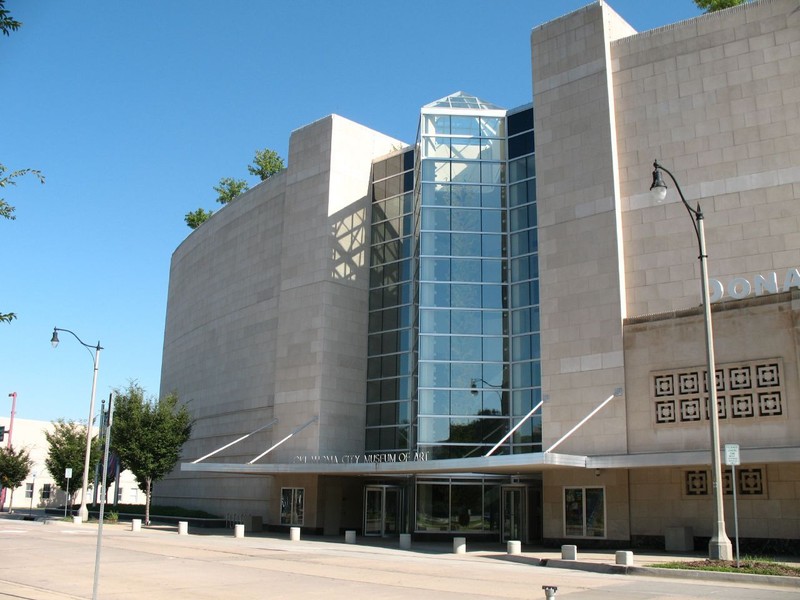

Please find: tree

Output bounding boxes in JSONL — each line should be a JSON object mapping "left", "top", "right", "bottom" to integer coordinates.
{"left": 1, "top": 162, "right": 45, "bottom": 221}
{"left": 184, "top": 207, "right": 214, "bottom": 230}
{"left": 44, "top": 420, "right": 101, "bottom": 502}
{"left": 247, "top": 148, "right": 284, "bottom": 181}
{"left": 213, "top": 176, "right": 249, "bottom": 205}
{"left": 0, "top": 0, "right": 21, "bottom": 36}
{"left": 0, "top": 445, "right": 32, "bottom": 509}
{"left": 185, "top": 149, "right": 284, "bottom": 229}
{"left": 111, "top": 384, "right": 193, "bottom": 525}
{"left": 693, "top": 0, "right": 747, "bottom": 12}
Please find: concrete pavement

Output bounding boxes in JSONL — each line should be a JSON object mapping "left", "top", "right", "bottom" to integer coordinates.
{"left": 0, "top": 516, "right": 797, "bottom": 599}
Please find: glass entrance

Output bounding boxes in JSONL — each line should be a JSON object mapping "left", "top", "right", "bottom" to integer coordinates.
{"left": 364, "top": 485, "right": 401, "bottom": 536}
{"left": 502, "top": 486, "right": 526, "bottom": 542}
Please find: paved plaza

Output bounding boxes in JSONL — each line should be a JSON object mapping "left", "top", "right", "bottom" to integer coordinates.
{"left": 0, "top": 517, "right": 797, "bottom": 599}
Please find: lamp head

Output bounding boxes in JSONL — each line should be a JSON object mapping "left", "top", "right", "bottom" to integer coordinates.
{"left": 50, "top": 328, "right": 59, "bottom": 348}
{"left": 650, "top": 162, "right": 668, "bottom": 203}
{"left": 469, "top": 379, "right": 479, "bottom": 396}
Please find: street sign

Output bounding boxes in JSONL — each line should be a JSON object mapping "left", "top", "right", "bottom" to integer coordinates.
{"left": 65, "top": 468, "right": 73, "bottom": 478}
{"left": 725, "top": 443, "right": 740, "bottom": 466}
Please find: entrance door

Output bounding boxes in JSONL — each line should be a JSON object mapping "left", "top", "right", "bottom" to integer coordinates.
{"left": 364, "top": 485, "right": 401, "bottom": 536}
{"left": 502, "top": 486, "right": 526, "bottom": 542}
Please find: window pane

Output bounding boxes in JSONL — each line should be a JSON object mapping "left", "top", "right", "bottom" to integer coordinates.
{"left": 482, "top": 284, "right": 504, "bottom": 309}
{"left": 420, "top": 309, "right": 449, "bottom": 333}
{"left": 451, "top": 233, "right": 481, "bottom": 257}
{"left": 451, "top": 258, "right": 481, "bottom": 282}
{"left": 419, "top": 362, "right": 450, "bottom": 387}
{"left": 450, "top": 336, "right": 482, "bottom": 361}
{"left": 481, "top": 185, "right": 503, "bottom": 208}
{"left": 451, "top": 208, "right": 481, "bottom": 232}
{"left": 481, "top": 163, "right": 503, "bottom": 185}
{"left": 451, "top": 485, "right": 484, "bottom": 531}
{"left": 420, "top": 334, "right": 450, "bottom": 360}
{"left": 451, "top": 116, "right": 480, "bottom": 136}
{"left": 451, "top": 138, "right": 481, "bottom": 160}
{"left": 450, "top": 389, "right": 482, "bottom": 416}
{"left": 451, "top": 284, "right": 481, "bottom": 308}
{"left": 564, "top": 488, "right": 584, "bottom": 536}
{"left": 481, "top": 259, "right": 502, "bottom": 283}
{"left": 451, "top": 185, "right": 480, "bottom": 207}
{"left": 418, "top": 416, "right": 450, "bottom": 443}
{"left": 451, "top": 162, "right": 480, "bottom": 184}
{"left": 450, "top": 310, "right": 482, "bottom": 334}
{"left": 585, "top": 488, "right": 605, "bottom": 537}
{"left": 416, "top": 483, "right": 450, "bottom": 531}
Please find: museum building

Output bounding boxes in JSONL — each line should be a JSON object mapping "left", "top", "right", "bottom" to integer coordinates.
{"left": 157, "top": 0, "right": 800, "bottom": 550}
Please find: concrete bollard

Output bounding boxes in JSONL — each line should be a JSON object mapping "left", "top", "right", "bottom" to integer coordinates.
{"left": 290, "top": 526, "right": 301, "bottom": 541}
{"left": 561, "top": 544, "right": 577, "bottom": 560}
{"left": 72, "top": 516, "right": 82, "bottom": 525}
{"left": 507, "top": 540, "right": 522, "bottom": 555}
{"left": 399, "top": 533, "right": 411, "bottom": 550}
{"left": 234, "top": 524, "right": 245, "bottom": 538}
{"left": 178, "top": 521, "right": 188, "bottom": 536}
{"left": 615, "top": 550, "right": 634, "bottom": 566}
{"left": 131, "top": 518, "right": 141, "bottom": 532}
{"left": 453, "top": 536, "right": 466, "bottom": 554}
{"left": 345, "top": 530, "right": 356, "bottom": 544}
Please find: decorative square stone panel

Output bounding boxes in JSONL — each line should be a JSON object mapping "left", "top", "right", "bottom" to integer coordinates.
{"left": 651, "top": 359, "right": 784, "bottom": 428}
{"left": 655, "top": 400, "right": 676, "bottom": 424}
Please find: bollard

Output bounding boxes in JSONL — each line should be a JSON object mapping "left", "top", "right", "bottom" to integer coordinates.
{"left": 542, "top": 585, "right": 558, "bottom": 599}
{"left": 453, "top": 536, "right": 466, "bottom": 554}
{"left": 561, "top": 544, "right": 577, "bottom": 560}
{"left": 507, "top": 540, "right": 521, "bottom": 555}
{"left": 345, "top": 530, "right": 356, "bottom": 544}
{"left": 131, "top": 518, "right": 141, "bottom": 532}
{"left": 178, "top": 521, "right": 188, "bottom": 536}
{"left": 615, "top": 550, "right": 634, "bottom": 566}
{"left": 290, "top": 526, "right": 301, "bottom": 541}
{"left": 234, "top": 524, "right": 244, "bottom": 538}
{"left": 399, "top": 533, "right": 411, "bottom": 550}
{"left": 72, "top": 516, "right": 82, "bottom": 525}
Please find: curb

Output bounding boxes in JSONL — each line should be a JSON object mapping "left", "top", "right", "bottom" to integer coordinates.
{"left": 541, "top": 559, "right": 800, "bottom": 588}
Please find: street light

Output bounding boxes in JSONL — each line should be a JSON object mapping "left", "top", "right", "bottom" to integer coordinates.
{"left": 650, "top": 160, "right": 733, "bottom": 561}
{"left": 51, "top": 327, "right": 103, "bottom": 522}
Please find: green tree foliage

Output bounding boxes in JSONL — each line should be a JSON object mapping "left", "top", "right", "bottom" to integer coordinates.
{"left": 1, "top": 163, "right": 45, "bottom": 322}
{"left": 0, "top": 163, "right": 45, "bottom": 221}
{"left": 0, "top": 0, "right": 21, "bottom": 36}
{"left": 0, "top": 445, "right": 32, "bottom": 508}
{"left": 184, "top": 207, "right": 214, "bottom": 230}
{"left": 693, "top": 0, "right": 747, "bottom": 12}
{"left": 247, "top": 148, "right": 285, "bottom": 181}
{"left": 111, "top": 383, "right": 193, "bottom": 524}
{"left": 213, "top": 176, "right": 249, "bottom": 205}
{"left": 185, "top": 148, "right": 283, "bottom": 229}
{"left": 44, "top": 420, "right": 101, "bottom": 500}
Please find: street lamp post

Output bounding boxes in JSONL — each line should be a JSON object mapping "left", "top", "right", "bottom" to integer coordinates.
{"left": 650, "top": 160, "right": 733, "bottom": 561}
{"left": 51, "top": 327, "right": 103, "bottom": 523}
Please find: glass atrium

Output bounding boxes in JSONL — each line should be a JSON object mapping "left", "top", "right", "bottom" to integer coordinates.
{"left": 367, "top": 92, "right": 541, "bottom": 460}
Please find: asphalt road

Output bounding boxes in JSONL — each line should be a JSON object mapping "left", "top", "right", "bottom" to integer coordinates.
{"left": 0, "top": 517, "right": 796, "bottom": 599}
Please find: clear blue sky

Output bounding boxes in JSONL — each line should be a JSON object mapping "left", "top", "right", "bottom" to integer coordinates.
{"left": 2, "top": 1, "right": 702, "bottom": 423}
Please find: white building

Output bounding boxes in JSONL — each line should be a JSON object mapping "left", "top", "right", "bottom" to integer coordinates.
{"left": 157, "top": 0, "right": 800, "bottom": 554}
{"left": 0, "top": 416, "right": 143, "bottom": 512}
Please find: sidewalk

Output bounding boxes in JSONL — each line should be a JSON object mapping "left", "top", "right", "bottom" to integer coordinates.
{"left": 1, "top": 514, "right": 798, "bottom": 599}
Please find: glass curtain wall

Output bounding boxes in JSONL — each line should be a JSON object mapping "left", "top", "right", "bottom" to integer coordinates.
{"left": 416, "top": 93, "right": 512, "bottom": 459}
{"left": 366, "top": 149, "right": 416, "bottom": 452}
{"left": 366, "top": 95, "right": 541, "bottom": 458}
{"left": 507, "top": 105, "right": 542, "bottom": 453}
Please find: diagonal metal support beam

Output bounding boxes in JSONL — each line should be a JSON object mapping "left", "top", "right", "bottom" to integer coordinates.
{"left": 192, "top": 418, "right": 278, "bottom": 464}
{"left": 484, "top": 400, "right": 544, "bottom": 457}
{"left": 544, "top": 388, "right": 623, "bottom": 454}
{"left": 248, "top": 416, "right": 319, "bottom": 464}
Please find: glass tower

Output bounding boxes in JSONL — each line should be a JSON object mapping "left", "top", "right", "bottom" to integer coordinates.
{"left": 367, "top": 92, "right": 540, "bottom": 459}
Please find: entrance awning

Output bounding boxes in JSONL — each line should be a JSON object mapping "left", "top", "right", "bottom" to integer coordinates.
{"left": 180, "top": 451, "right": 587, "bottom": 477}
